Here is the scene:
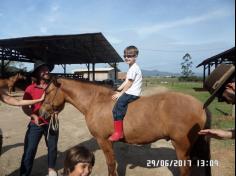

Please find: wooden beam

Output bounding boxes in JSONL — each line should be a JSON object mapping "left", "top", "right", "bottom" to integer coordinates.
{"left": 203, "top": 64, "right": 206, "bottom": 87}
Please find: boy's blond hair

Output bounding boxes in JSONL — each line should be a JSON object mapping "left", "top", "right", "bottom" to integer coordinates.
{"left": 124, "top": 45, "right": 139, "bottom": 57}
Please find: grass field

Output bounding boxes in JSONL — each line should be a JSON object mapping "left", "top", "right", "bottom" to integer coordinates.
{"left": 143, "top": 77, "right": 235, "bottom": 151}
{"left": 143, "top": 77, "right": 235, "bottom": 129}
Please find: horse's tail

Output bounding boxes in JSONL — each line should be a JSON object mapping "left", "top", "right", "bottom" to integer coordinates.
{"left": 190, "top": 108, "right": 212, "bottom": 176}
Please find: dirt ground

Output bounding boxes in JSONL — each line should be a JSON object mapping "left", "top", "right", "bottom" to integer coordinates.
{"left": 0, "top": 87, "right": 234, "bottom": 176}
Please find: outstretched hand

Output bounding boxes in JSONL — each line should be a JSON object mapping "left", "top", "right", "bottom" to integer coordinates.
{"left": 39, "top": 92, "right": 45, "bottom": 101}
{"left": 198, "top": 129, "right": 234, "bottom": 139}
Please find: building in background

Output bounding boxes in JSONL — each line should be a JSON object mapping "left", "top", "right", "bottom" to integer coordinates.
{"left": 72, "top": 67, "right": 116, "bottom": 82}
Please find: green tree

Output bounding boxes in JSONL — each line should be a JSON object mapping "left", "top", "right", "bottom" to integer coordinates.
{"left": 181, "top": 53, "right": 194, "bottom": 78}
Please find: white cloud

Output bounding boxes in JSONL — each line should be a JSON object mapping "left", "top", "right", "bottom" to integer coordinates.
{"left": 136, "top": 9, "right": 233, "bottom": 37}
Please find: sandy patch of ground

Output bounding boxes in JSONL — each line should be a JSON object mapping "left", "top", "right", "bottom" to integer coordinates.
{"left": 0, "top": 87, "right": 234, "bottom": 176}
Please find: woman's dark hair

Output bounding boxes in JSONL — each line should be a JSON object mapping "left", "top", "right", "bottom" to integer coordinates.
{"left": 63, "top": 146, "right": 95, "bottom": 175}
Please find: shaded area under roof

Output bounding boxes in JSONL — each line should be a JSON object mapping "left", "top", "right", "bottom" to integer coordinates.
{"left": 197, "top": 47, "right": 235, "bottom": 67}
{"left": 0, "top": 33, "right": 123, "bottom": 64}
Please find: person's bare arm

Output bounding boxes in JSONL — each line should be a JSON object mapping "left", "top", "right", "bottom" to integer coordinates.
{"left": 117, "top": 80, "right": 128, "bottom": 91}
{"left": 1, "top": 93, "right": 45, "bottom": 106}
{"left": 198, "top": 129, "right": 235, "bottom": 139}
{"left": 112, "top": 79, "right": 133, "bottom": 100}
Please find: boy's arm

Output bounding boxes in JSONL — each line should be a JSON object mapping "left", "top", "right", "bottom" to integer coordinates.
{"left": 120, "top": 79, "right": 133, "bottom": 93}
{"left": 112, "top": 79, "right": 133, "bottom": 100}
{"left": 117, "top": 80, "right": 128, "bottom": 91}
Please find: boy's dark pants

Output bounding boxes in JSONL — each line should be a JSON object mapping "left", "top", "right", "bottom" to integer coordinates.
{"left": 112, "top": 93, "right": 139, "bottom": 120}
{"left": 20, "top": 122, "right": 58, "bottom": 176}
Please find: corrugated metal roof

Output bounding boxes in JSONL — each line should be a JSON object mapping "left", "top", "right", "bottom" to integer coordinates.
{"left": 0, "top": 33, "right": 123, "bottom": 65}
{"left": 197, "top": 47, "right": 235, "bottom": 67}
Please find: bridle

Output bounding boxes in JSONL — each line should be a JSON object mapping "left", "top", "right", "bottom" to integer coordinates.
{"left": 42, "top": 77, "right": 60, "bottom": 139}
{"left": 43, "top": 77, "right": 60, "bottom": 117}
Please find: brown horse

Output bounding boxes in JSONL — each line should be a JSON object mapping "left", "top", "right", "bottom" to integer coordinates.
{"left": 0, "top": 73, "right": 26, "bottom": 94}
{"left": 40, "top": 78, "right": 211, "bottom": 176}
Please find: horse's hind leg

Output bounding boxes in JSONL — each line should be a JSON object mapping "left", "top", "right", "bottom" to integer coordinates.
{"left": 97, "top": 138, "right": 117, "bottom": 176}
{"left": 172, "top": 140, "right": 191, "bottom": 176}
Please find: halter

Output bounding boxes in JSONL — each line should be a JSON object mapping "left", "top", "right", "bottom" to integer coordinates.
{"left": 43, "top": 77, "right": 60, "bottom": 116}
{"left": 42, "top": 77, "right": 60, "bottom": 140}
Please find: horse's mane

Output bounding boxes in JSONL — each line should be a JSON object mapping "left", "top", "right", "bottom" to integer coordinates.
{"left": 59, "top": 77, "right": 114, "bottom": 96}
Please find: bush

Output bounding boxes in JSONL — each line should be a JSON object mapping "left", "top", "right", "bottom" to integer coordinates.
{"left": 178, "top": 76, "right": 203, "bottom": 82}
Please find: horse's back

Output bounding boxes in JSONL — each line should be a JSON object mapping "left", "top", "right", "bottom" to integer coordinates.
{"left": 124, "top": 91, "right": 206, "bottom": 143}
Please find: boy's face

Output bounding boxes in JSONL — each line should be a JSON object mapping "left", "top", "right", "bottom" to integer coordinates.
{"left": 124, "top": 54, "right": 137, "bottom": 65}
{"left": 70, "top": 162, "right": 93, "bottom": 176}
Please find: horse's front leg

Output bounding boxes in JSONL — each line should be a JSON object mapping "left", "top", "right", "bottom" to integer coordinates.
{"left": 172, "top": 140, "right": 191, "bottom": 176}
{"left": 97, "top": 138, "right": 117, "bottom": 176}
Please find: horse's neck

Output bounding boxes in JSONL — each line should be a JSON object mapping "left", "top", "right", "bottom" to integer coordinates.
{"left": 61, "top": 79, "right": 108, "bottom": 115}
{"left": 0, "top": 79, "right": 8, "bottom": 87}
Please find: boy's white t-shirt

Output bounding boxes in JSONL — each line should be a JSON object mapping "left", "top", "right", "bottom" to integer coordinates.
{"left": 125, "top": 63, "right": 142, "bottom": 96}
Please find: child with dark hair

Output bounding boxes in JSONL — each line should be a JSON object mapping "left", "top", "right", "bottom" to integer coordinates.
{"left": 64, "top": 146, "right": 95, "bottom": 176}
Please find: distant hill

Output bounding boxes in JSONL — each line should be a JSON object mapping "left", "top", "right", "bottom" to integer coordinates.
{"left": 141, "top": 69, "right": 202, "bottom": 77}
{"left": 141, "top": 69, "right": 181, "bottom": 77}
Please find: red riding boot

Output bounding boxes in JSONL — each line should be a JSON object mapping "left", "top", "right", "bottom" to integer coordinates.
{"left": 108, "top": 120, "right": 124, "bottom": 141}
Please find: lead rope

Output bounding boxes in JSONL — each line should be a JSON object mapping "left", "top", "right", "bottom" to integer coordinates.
{"left": 47, "top": 112, "right": 59, "bottom": 141}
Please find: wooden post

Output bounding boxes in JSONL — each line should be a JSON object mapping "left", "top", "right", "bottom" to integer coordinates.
{"left": 92, "top": 63, "right": 95, "bottom": 81}
{"left": 203, "top": 64, "right": 206, "bottom": 88}
{"left": 114, "top": 62, "right": 117, "bottom": 81}
{"left": 87, "top": 63, "right": 90, "bottom": 81}
{"left": 208, "top": 64, "right": 211, "bottom": 76}
{"left": 64, "top": 64, "right": 66, "bottom": 74}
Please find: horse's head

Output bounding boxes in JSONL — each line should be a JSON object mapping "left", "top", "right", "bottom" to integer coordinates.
{"left": 39, "top": 77, "right": 66, "bottom": 120}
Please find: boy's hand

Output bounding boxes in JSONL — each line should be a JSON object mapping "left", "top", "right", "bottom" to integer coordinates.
{"left": 112, "top": 92, "right": 122, "bottom": 100}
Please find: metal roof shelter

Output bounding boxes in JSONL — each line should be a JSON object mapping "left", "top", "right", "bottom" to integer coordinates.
{"left": 197, "top": 47, "right": 235, "bottom": 83}
{"left": 0, "top": 32, "right": 123, "bottom": 80}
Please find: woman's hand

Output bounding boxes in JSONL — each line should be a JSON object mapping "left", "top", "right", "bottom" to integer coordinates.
{"left": 39, "top": 92, "right": 45, "bottom": 101}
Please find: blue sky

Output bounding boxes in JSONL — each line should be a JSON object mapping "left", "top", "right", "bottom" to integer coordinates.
{"left": 0, "top": 0, "right": 235, "bottom": 74}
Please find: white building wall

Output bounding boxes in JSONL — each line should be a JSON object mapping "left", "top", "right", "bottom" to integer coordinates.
{"left": 82, "top": 70, "right": 115, "bottom": 81}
